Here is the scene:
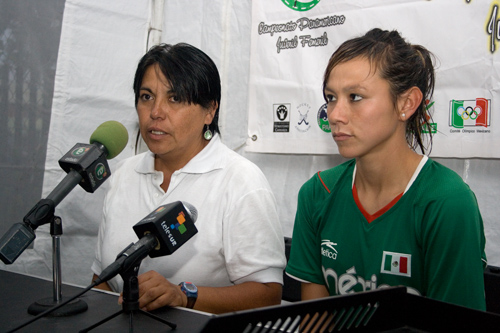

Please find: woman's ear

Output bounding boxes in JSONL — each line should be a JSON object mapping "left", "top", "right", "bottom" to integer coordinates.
{"left": 398, "top": 86, "right": 423, "bottom": 121}
{"left": 205, "top": 101, "right": 218, "bottom": 125}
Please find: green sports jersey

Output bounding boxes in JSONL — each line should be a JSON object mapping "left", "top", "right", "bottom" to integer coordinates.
{"left": 286, "top": 158, "right": 487, "bottom": 311}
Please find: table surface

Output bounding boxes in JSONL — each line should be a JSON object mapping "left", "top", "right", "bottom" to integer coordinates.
{"left": 0, "top": 270, "right": 213, "bottom": 332}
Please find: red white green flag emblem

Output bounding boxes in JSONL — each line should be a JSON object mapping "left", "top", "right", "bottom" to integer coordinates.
{"left": 381, "top": 251, "right": 411, "bottom": 277}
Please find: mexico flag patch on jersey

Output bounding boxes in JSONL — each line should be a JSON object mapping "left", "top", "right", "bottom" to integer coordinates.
{"left": 381, "top": 251, "right": 411, "bottom": 277}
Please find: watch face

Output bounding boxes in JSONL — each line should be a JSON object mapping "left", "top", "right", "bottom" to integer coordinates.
{"left": 180, "top": 282, "right": 197, "bottom": 308}
{"left": 184, "top": 282, "right": 197, "bottom": 292}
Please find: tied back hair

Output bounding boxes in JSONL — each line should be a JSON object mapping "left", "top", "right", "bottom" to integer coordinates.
{"left": 323, "top": 28, "right": 436, "bottom": 154}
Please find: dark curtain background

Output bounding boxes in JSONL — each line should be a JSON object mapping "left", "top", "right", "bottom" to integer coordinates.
{"left": 0, "top": 0, "right": 65, "bottom": 235}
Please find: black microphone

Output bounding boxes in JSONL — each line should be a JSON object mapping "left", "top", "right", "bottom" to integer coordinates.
{"left": 56, "top": 120, "right": 129, "bottom": 198}
{"left": 95, "top": 201, "right": 198, "bottom": 285}
{"left": 0, "top": 121, "right": 129, "bottom": 265}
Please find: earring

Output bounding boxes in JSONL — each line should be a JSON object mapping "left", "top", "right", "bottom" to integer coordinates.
{"left": 401, "top": 113, "right": 406, "bottom": 119}
{"left": 204, "top": 125, "right": 213, "bottom": 140}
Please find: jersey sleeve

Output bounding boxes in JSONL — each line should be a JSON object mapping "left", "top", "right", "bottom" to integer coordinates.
{"left": 286, "top": 175, "right": 328, "bottom": 285}
{"left": 416, "top": 187, "right": 486, "bottom": 311}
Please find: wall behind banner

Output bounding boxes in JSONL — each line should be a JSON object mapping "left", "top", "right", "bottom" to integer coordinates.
{"left": 1, "top": 0, "right": 500, "bottom": 289}
{"left": 0, "top": 0, "right": 65, "bottom": 268}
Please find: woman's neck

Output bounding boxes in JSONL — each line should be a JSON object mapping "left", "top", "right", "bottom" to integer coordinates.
{"left": 354, "top": 148, "right": 422, "bottom": 215}
{"left": 153, "top": 138, "right": 210, "bottom": 192}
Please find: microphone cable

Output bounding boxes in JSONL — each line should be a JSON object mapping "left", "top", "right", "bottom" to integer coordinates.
{"left": 5, "top": 280, "right": 100, "bottom": 333}
{"left": 5, "top": 240, "right": 142, "bottom": 333}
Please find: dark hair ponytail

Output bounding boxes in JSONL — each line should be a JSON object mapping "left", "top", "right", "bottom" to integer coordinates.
{"left": 323, "top": 28, "right": 436, "bottom": 154}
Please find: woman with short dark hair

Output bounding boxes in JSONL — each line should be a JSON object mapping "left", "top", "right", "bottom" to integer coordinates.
{"left": 92, "top": 43, "right": 286, "bottom": 314}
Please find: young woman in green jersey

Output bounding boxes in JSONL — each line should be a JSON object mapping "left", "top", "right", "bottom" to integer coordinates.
{"left": 286, "top": 28, "right": 487, "bottom": 310}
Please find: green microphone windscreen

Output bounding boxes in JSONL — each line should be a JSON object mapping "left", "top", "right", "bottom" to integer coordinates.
{"left": 89, "top": 121, "right": 129, "bottom": 159}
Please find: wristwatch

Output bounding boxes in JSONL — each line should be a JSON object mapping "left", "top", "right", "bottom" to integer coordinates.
{"left": 179, "top": 281, "right": 198, "bottom": 309}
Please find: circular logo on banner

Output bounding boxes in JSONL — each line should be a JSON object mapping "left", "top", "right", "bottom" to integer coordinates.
{"left": 281, "top": 0, "right": 321, "bottom": 12}
{"left": 317, "top": 103, "right": 331, "bottom": 133}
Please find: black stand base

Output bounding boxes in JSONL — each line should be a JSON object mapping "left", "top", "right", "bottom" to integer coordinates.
{"left": 79, "top": 263, "right": 176, "bottom": 332}
{"left": 79, "top": 308, "right": 176, "bottom": 332}
{"left": 28, "top": 296, "right": 88, "bottom": 317}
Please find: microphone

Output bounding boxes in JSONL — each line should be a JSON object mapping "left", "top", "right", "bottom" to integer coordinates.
{"left": 95, "top": 201, "right": 198, "bottom": 285}
{"left": 0, "top": 121, "right": 129, "bottom": 265}
{"left": 56, "top": 120, "right": 129, "bottom": 199}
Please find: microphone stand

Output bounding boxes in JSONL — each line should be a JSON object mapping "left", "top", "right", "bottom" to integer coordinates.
{"left": 79, "top": 261, "right": 177, "bottom": 332}
{"left": 27, "top": 210, "right": 88, "bottom": 316}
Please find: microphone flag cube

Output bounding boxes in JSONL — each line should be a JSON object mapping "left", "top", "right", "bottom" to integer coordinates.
{"left": 133, "top": 201, "right": 198, "bottom": 257}
{"left": 58, "top": 143, "right": 110, "bottom": 193}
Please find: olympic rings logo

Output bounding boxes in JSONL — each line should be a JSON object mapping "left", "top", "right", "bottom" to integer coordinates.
{"left": 456, "top": 105, "right": 482, "bottom": 120}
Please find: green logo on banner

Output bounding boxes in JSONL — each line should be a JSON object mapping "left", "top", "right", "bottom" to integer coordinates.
{"left": 281, "top": 0, "right": 321, "bottom": 12}
{"left": 422, "top": 100, "right": 437, "bottom": 134}
{"left": 317, "top": 103, "right": 331, "bottom": 133}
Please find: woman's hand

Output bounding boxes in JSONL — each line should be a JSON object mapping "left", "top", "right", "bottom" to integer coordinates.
{"left": 118, "top": 270, "right": 282, "bottom": 313}
{"left": 118, "top": 270, "right": 187, "bottom": 311}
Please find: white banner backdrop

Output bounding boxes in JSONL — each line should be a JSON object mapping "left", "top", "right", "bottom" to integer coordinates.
{"left": 3, "top": 0, "right": 500, "bottom": 288}
{"left": 247, "top": 0, "right": 500, "bottom": 158}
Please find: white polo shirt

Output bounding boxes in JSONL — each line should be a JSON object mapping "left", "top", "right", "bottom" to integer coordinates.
{"left": 91, "top": 134, "right": 286, "bottom": 292}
